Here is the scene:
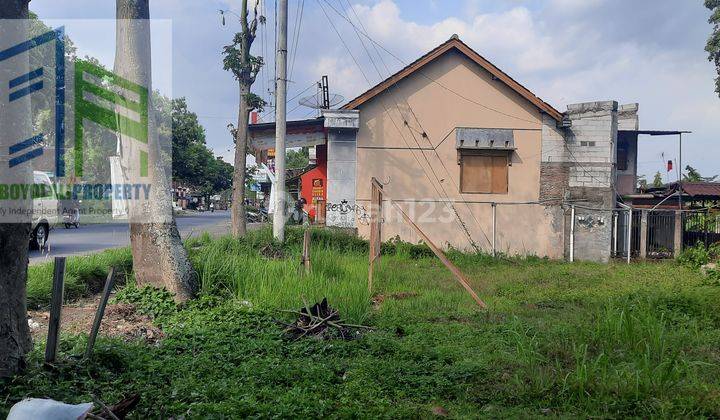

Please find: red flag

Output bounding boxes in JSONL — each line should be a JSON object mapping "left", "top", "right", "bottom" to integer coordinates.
{"left": 667, "top": 160, "right": 673, "bottom": 172}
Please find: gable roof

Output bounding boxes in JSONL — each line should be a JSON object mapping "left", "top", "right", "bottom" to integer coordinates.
{"left": 341, "top": 35, "right": 563, "bottom": 122}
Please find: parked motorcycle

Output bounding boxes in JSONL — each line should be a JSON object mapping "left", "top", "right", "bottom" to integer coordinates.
{"left": 246, "top": 207, "right": 268, "bottom": 223}
{"left": 63, "top": 207, "right": 80, "bottom": 229}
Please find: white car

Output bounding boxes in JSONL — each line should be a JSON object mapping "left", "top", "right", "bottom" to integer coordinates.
{"left": 30, "top": 171, "right": 59, "bottom": 250}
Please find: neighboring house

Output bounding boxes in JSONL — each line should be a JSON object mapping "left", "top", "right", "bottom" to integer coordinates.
{"left": 250, "top": 35, "right": 679, "bottom": 262}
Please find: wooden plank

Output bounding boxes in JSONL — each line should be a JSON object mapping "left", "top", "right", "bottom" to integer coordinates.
{"left": 391, "top": 201, "right": 487, "bottom": 308}
{"left": 491, "top": 156, "right": 508, "bottom": 194}
{"left": 301, "top": 230, "right": 311, "bottom": 274}
{"left": 45, "top": 257, "right": 66, "bottom": 363}
{"left": 85, "top": 268, "right": 116, "bottom": 359}
{"left": 462, "top": 155, "right": 492, "bottom": 193}
{"left": 368, "top": 178, "right": 384, "bottom": 293}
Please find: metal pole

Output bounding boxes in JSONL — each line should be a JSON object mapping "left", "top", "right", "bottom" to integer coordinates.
{"left": 491, "top": 203, "right": 497, "bottom": 257}
{"left": 626, "top": 209, "right": 632, "bottom": 264}
{"left": 612, "top": 212, "right": 618, "bottom": 256}
{"left": 678, "top": 133, "right": 683, "bottom": 210}
{"left": 569, "top": 205, "right": 575, "bottom": 262}
{"left": 45, "top": 257, "right": 66, "bottom": 363}
{"left": 273, "top": 0, "right": 288, "bottom": 241}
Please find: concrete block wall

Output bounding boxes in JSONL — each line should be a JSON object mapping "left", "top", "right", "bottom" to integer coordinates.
{"left": 539, "top": 101, "right": 619, "bottom": 262}
{"left": 618, "top": 103, "right": 639, "bottom": 131}
{"left": 325, "top": 110, "right": 360, "bottom": 229}
{"left": 564, "top": 101, "right": 618, "bottom": 189}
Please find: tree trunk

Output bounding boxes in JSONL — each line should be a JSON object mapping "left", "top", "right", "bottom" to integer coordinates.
{"left": 231, "top": 83, "right": 250, "bottom": 237}
{"left": 115, "top": 0, "right": 196, "bottom": 301}
{"left": 0, "top": 0, "right": 33, "bottom": 379}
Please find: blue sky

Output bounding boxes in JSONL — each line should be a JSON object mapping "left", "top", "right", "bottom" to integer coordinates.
{"left": 30, "top": 0, "right": 720, "bottom": 181}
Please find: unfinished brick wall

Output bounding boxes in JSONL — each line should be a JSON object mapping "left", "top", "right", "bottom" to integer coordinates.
{"left": 540, "top": 101, "right": 618, "bottom": 262}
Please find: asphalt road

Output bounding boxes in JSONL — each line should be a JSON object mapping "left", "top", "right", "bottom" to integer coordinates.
{"left": 30, "top": 210, "right": 235, "bottom": 264}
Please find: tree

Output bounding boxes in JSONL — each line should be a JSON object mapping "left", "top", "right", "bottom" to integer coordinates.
{"left": 222, "top": 1, "right": 265, "bottom": 238}
{"left": 637, "top": 175, "right": 648, "bottom": 190}
{"left": 684, "top": 165, "right": 718, "bottom": 182}
{"left": 286, "top": 147, "right": 310, "bottom": 169}
{"left": 0, "top": 0, "right": 32, "bottom": 379}
{"left": 706, "top": 0, "right": 720, "bottom": 96}
{"left": 652, "top": 172, "right": 664, "bottom": 188}
{"left": 115, "top": 0, "right": 195, "bottom": 301}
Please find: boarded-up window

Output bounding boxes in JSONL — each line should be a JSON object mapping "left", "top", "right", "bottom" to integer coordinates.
{"left": 460, "top": 152, "right": 508, "bottom": 194}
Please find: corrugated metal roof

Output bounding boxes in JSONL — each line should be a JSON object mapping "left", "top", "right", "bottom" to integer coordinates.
{"left": 678, "top": 182, "right": 720, "bottom": 197}
{"left": 456, "top": 128, "right": 515, "bottom": 150}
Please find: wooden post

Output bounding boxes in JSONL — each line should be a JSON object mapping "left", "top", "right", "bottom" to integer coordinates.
{"left": 368, "top": 178, "right": 383, "bottom": 293}
{"left": 491, "top": 203, "right": 497, "bottom": 257}
{"left": 85, "top": 268, "right": 116, "bottom": 359}
{"left": 45, "top": 257, "right": 66, "bottom": 364}
{"left": 639, "top": 210, "right": 648, "bottom": 259}
{"left": 673, "top": 210, "right": 683, "bottom": 257}
{"left": 301, "top": 230, "right": 311, "bottom": 274}
{"left": 391, "top": 201, "right": 487, "bottom": 309}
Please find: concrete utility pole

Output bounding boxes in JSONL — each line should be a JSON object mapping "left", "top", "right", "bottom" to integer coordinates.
{"left": 273, "top": 0, "right": 288, "bottom": 241}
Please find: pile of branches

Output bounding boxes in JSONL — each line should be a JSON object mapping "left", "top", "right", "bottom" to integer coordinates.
{"left": 278, "top": 298, "right": 371, "bottom": 340}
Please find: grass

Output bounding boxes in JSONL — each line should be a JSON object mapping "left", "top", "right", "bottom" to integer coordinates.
{"left": 26, "top": 247, "right": 133, "bottom": 309}
{"left": 5, "top": 227, "right": 720, "bottom": 418}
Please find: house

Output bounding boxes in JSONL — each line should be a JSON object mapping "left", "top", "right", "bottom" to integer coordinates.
{"left": 250, "top": 35, "right": 670, "bottom": 262}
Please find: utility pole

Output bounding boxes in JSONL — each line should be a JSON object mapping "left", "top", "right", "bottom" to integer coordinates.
{"left": 273, "top": 0, "right": 288, "bottom": 241}
{"left": 678, "top": 132, "right": 683, "bottom": 210}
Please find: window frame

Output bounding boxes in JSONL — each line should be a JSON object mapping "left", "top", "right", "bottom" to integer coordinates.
{"left": 458, "top": 149, "right": 510, "bottom": 195}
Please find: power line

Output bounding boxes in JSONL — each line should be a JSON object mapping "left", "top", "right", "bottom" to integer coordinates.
{"left": 317, "top": 0, "right": 483, "bottom": 250}
{"left": 319, "top": 0, "right": 541, "bottom": 126}
{"left": 288, "top": 0, "right": 305, "bottom": 82}
{"left": 327, "top": 0, "right": 492, "bottom": 249}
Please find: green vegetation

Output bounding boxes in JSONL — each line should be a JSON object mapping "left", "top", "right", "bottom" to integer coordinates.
{"left": 26, "top": 247, "right": 132, "bottom": 309}
{"left": 6, "top": 228, "right": 720, "bottom": 418}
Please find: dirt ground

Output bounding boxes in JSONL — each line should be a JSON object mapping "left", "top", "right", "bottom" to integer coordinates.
{"left": 28, "top": 294, "right": 163, "bottom": 345}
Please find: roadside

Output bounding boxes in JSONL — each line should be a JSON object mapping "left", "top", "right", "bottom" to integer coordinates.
{"left": 29, "top": 211, "right": 261, "bottom": 264}
{"left": 27, "top": 294, "right": 162, "bottom": 344}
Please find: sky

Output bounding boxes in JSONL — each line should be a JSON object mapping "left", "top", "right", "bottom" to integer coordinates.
{"left": 29, "top": 0, "right": 720, "bottom": 181}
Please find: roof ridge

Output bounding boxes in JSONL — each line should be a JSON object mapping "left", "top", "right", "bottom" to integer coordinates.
{"left": 341, "top": 36, "right": 563, "bottom": 121}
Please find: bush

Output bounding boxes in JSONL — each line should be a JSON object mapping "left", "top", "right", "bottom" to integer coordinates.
{"left": 678, "top": 243, "right": 712, "bottom": 270}
{"left": 114, "top": 283, "right": 177, "bottom": 320}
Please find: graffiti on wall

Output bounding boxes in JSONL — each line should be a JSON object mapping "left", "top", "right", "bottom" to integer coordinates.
{"left": 326, "top": 199, "right": 369, "bottom": 227}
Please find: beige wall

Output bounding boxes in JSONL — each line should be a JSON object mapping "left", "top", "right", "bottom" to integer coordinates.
{"left": 354, "top": 50, "right": 564, "bottom": 258}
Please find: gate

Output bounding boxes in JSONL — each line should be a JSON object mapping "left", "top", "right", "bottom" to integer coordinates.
{"left": 613, "top": 210, "right": 640, "bottom": 259}
{"left": 646, "top": 211, "right": 675, "bottom": 258}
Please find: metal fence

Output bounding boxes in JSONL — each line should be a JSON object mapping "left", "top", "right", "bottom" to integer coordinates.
{"left": 613, "top": 209, "right": 720, "bottom": 260}
{"left": 683, "top": 210, "right": 720, "bottom": 248}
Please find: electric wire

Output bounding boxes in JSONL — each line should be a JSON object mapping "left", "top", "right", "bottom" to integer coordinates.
{"left": 317, "top": 0, "right": 483, "bottom": 250}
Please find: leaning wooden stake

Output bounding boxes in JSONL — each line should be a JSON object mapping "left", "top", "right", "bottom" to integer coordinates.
{"left": 368, "top": 178, "right": 383, "bottom": 293}
{"left": 85, "top": 268, "right": 116, "bottom": 359}
{"left": 301, "top": 230, "right": 311, "bottom": 274}
{"left": 391, "top": 201, "right": 487, "bottom": 309}
{"left": 45, "top": 257, "right": 66, "bottom": 363}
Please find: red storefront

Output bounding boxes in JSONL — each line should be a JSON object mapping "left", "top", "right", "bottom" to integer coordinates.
{"left": 299, "top": 145, "right": 327, "bottom": 222}
{"left": 249, "top": 117, "right": 329, "bottom": 223}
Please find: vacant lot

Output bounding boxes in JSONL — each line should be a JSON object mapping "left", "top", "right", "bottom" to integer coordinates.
{"left": 3, "top": 228, "right": 720, "bottom": 418}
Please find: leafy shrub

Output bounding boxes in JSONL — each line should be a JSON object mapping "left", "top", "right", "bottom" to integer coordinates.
{"left": 703, "top": 269, "right": 720, "bottom": 286}
{"left": 114, "top": 283, "right": 177, "bottom": 320}
{"left": 678, "top": 243, "right": 711, "bottom": 270}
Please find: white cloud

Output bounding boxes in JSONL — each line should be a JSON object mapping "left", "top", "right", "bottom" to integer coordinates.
{"left": 329, "top": 0, "right": 719, "bottom": 179}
